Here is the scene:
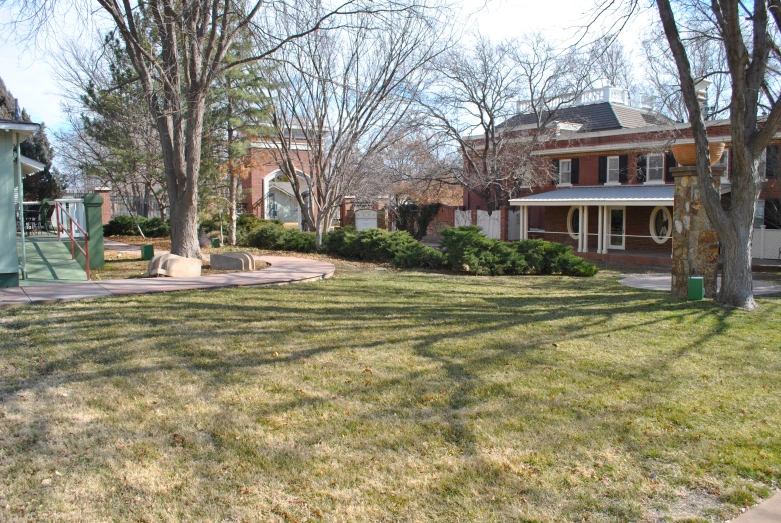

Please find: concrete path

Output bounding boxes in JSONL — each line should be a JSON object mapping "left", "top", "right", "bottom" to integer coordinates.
{"left": 619, "top": 273, "right": 781, "bottom": 296}
{"left": 0, "top": 255, "right": 335, "bottom": 307}
{"left": 731, "top": 490, "right": 781, "bottom": 522}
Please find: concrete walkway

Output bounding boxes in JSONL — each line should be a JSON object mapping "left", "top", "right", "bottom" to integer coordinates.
{"left": 619, "top": 273, "right": 781, "bottom": 296}
{"left": 731, "top": 490, "right": 781, "bottom": 522}
{"left": 0, "top": 255, "right": 335, "bottom": 307}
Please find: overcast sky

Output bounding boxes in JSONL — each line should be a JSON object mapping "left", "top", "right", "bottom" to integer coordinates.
{"left": 0, "top": 0, "right": 654, "bottom": 131}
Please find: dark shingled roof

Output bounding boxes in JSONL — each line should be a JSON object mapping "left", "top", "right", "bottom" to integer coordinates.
{"left": 501, "top": 102, "right": 672, "bottom": 132}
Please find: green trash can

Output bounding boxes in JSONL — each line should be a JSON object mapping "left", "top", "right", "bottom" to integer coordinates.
{"left": 211, "top": 238, "right": 220, "bottom": 248}
{"left": 141, "top": 244, "right": 155, "bottom": 261}
{"left": 688, "top": 276, "right": 705, "bottom": 300}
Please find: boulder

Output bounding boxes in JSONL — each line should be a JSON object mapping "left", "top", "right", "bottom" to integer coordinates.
{"left": 144, "top": 253, "right": 202, "bottom": 278}
{"left": 210, "top": 252, "right": 255, "bottom": 271}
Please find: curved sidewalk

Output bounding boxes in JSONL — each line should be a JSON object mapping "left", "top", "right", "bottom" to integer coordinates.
{"left": 0, "top": 255, "right": 335, "bottom": 307}
{"left": 619, "top": 273, "right": 781, "bottom": 296}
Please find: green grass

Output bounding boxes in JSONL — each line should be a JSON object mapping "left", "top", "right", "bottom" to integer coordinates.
{"left": 1, "top": 265, "right": 780, "bottom": 522}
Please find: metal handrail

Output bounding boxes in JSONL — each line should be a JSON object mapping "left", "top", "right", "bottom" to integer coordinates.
{"left": 55, "top": 201, "right": 90, "bottom": 279}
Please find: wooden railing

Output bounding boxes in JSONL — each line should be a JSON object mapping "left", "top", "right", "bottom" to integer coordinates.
{"left": 55, "top": 201, "right": 90, "bottom": 279}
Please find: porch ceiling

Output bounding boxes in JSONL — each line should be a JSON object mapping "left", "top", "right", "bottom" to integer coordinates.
{"left": 509, "top": 184, "right": 674, "bottom": 207}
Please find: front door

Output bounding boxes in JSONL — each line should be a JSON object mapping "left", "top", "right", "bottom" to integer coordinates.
{"left": 609, "top": 207, "right": 625, "bottom": 249}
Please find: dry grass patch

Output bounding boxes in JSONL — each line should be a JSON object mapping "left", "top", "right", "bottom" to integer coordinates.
{"left": 0, "top": 269, "right": 779, "bottom": 522}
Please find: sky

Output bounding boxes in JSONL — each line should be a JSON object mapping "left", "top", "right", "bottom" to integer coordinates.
{"left": 0, "top": 0, "right": 654, "bottom": 132}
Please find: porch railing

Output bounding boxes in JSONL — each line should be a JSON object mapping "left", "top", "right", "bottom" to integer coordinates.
{"left": 55, "top": 201, "right": 90, "bottom": 279}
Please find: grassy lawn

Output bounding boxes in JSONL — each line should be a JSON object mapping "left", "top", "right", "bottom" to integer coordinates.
{"left": 1, "top": 265, "right": 779, "bottom": 522}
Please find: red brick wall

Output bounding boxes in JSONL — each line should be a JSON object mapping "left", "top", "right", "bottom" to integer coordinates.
{"left": 244, "top": 146, "right": 311, "bottom": 218}
{"left": 94, "top": 189, "right": 112, "bottom": 224}
{"left": 543, "top": 205, "right": 673, "bottom": 253}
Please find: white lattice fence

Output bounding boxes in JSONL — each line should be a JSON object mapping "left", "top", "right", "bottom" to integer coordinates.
{"left": 754, "top": 228, "right": 781, "bottom": 259}
{"left": 476, "top": 210, "right": 501, "bottom": 239}
{"left": 455, "top": 210, "right": 472, "bottom": 227}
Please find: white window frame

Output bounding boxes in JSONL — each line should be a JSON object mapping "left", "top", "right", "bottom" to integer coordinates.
{"left": 759, "top": 149, "right": 767, "bottom": 181}
{"left": 649, "top": 206, "right": 672, "bottom": 244}
{"left": 567, "top": 206, "right": 580, "bottom": 240}
{"left": 559, "top": 159, "right": 572, "bottom": 186}
{"left": 606, "top": 156, "right": 620, "bottom": 185}
{"left": 645, "top": 153, "right": 665, "bottom": 185}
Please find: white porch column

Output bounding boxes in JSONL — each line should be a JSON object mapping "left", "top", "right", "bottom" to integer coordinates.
{"left": 602, "top": 207, "right": 610, "bottom": 254}
{"left": 522, "top": 206, "right": 529, "bottom": 240}
{"left": 583, "top": 205, "right": 589, "bottom": 252}
{"left": 577, "top": 206, "right": 583, "bottom": 252}
{"left": 597, "top": 206, "right": 603, "bottom": 253}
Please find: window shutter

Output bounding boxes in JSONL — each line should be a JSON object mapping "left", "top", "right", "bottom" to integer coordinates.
{"left": 767, "top": 145, "right": 779, "bottom": 178}
{"left": 665, "top": 151, "right": 676, "bottom": 182}
{"left": 636, "top": 154, "right": 647, "bottom": 183}
{"left": 571, "top": 158, "right": 579, "bottom": 184}
{"left": 618, "top": 155, "right": 628, "bottom": 183}
{"left": 551, "top": 159, "right": 559, "bottom": 185}
{"left": 598, "top": 156, "right": 607, "bottom": 184}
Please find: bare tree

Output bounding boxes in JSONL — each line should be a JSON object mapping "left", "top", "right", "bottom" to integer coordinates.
{"left": 588, "top": 35, "right": 635, "bottom": 90}
{"left": 654, "top": 0, "right": 781, "bottom": 309}
{"left": 424, "top": 33, "right": 593, "bottom": 213}
{"left": 640, "top": 20, "right": 731, "bottom": 121}
{"left": 265, "top": 6, "right": 448, "bottom": 249}
{"left": 2, "top": 0, "right": 422, "bottom": 257}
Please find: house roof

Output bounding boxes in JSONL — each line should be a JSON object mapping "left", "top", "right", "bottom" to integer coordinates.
{"left": 0, "top": 118, "right": 40, "bottom": 139}
{"left": 509, "top": 184, "right": 674, "bottom": 206}
{"left": 500, "top": 102, "right": 673, "bottom": 133}
{"left": 509, "top": 183, "right": 733, "bottom": 207}
{"left": 20, "top": 155, "right": 45, "bottom": 176}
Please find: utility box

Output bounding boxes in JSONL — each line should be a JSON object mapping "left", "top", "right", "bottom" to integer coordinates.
{"left": 688, "top": 276, "right": 705, "bottom": 300}
{"left": 141, "top": 244, "right": 154, "bottom": 261}
{"left": 211, "top": 238, "right": 220, "bottom": 248}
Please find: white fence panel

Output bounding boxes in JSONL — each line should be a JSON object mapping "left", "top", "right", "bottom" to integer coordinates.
{"left": 476, "top": 210, "right": 501, "bottom": 239}
{"left": 507, "top": 210, "right": 520, "bottom": 241}
{"left": 754, "top": 228, "right": 781, "bottom": 259}
{"left": 454, "top": 209, "right": 472, "bottom": 227}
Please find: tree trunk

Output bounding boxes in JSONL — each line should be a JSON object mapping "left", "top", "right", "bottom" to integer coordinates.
{"left": 719, "top": 221, "right": 756, "bottom": 309}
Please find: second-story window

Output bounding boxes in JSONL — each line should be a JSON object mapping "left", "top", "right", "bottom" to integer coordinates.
{"left": 559, "top": 159, "right": 572, "bottom": 185}
{"left": 647, "top": 154, "right": 664, "bottom": 183}
{"left": 607, "top": 156, "right": 620, "bottom": 184}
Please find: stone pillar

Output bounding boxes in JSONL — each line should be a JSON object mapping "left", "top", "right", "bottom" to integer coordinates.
{"left": 93, "top": 187, "right": 112, "bottom": 224}
{"left": 670, "top": 166, "right": 724, "bottom": 298}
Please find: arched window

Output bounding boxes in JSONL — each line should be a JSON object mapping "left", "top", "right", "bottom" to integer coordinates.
{"left": 649, "top": 206, "right": 672, "bottom": 243}
{"left": 567, "top": 206, "right": 580, "bottom": 240}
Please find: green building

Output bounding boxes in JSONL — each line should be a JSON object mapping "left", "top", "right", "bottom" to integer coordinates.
{"left": 0, "top": 118, "right": 43, "bottom": 287}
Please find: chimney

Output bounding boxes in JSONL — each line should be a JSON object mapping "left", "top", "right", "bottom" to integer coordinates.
{"left": 694, "top": 79, "right": 712, "bottom": 118}
{"left": 13, "top": 98, "right": 20, "bottom": 121}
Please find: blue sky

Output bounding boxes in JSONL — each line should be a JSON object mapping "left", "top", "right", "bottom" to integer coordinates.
{"left": 0, "top": 0, "right": 652, "bottom": 131}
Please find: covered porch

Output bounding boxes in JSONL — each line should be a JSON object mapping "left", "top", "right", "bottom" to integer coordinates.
{"left": 510, "top": 185, "right": 675, "bottom": 266}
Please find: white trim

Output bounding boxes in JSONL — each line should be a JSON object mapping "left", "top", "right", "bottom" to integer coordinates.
{"left": 649, "top": 206, "right": 672, "bottom": 244}
{"left": 250, "top": 140, "right": 310, "bottom": 151}
{"left": 607, "top": 156, "right": 620, "bottom": 184}
{"left": 529, "top": 135, "right": 736, "bottom": 157}
{"left": 567, "top": 206, "right": 580, "bottom": 241}
{"left": 559, "top": 158, "right": 572, "bottom": 185}
{"left": 644, "top": 153, "right": 665, "bottom": 184}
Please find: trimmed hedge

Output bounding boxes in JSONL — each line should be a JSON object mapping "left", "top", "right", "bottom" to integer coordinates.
{"left": 440, "top": 226, "right": 598, "bottom": 277}
{"left": 104, "top": 215, "right": 170, "bottom": 237}
{"left": 240, "top": 223, "right": 597, "bottom": 277}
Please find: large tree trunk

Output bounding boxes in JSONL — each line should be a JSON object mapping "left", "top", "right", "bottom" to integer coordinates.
{"left": 719, "top": 220, "right": 756, "bottom": 308}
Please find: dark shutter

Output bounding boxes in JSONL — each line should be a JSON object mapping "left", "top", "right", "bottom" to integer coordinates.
{"left": 551, "top": 159, "right": 559, "bottom": 185}
{"left": 618, "top": 155, "right": 628, "bottom": 183}
{"left": 636, "top": 154, "right": 647, "bottom": 183}
{"left": 598, "top": 156, "right": 607, "bottom": 184}
{"left": 571, "top": 158, "right": 579, "bottom": 184}
{"left": 665, "top": 151, "right": 676, "bottom": 182}
{"left": 767, "top": 145, "right": 779, "bottom": 178}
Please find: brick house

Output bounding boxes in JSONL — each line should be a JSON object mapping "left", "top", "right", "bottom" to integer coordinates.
{"left": 464, "top": 85, "right": 781, "bottom": 265}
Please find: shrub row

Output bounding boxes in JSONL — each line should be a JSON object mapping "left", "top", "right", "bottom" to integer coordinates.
{"left": 242, "top": 223, "right": 597, "bottom": 277}
{"left": 440, "top": 226, "right": 598, "bottom": 277}
{"left": 104, "top": 215, "right": 170, "bottom": 237}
